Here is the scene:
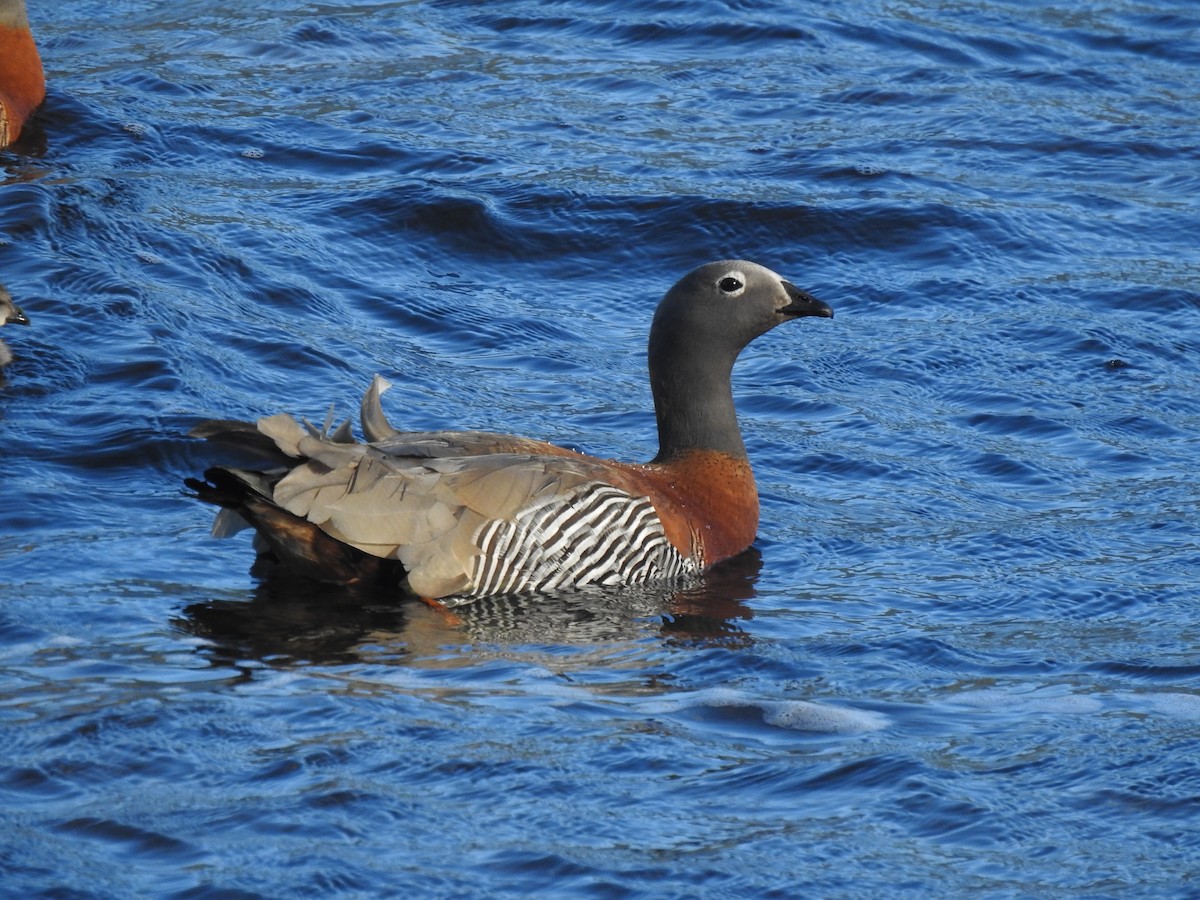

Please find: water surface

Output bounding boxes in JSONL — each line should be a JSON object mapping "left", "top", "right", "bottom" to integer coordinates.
{"left": 2, "top": 0, "right": 1198, "bottom": 896}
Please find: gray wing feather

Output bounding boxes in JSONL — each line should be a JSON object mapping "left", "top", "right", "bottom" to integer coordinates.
{"left": 361, "top": 375, "right": 399, "bottom": 442}
{"left": 204, "top": 379, "right": 621, "bottom": 598}
{"left": 270, "top": 447, "right": 604, "bottom": 596}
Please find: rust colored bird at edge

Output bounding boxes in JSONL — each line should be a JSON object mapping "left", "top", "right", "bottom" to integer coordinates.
{"left": 0, "top": 0, "right": 46, "bottom": 148}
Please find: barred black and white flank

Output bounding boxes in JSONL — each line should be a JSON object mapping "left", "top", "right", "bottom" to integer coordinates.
{"left": 469, "top": 483, "right": 699, "bottom": 598}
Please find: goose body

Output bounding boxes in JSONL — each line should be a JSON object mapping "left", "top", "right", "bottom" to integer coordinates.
{"left": 188, "top": 260, "right": 833, "bottom": 603}
{"left": 0, "top": 0, "right": 44, "bottom": 147}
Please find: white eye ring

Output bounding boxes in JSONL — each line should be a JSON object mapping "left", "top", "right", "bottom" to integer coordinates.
{"left": 717, "top": 272, "right": 746, "bottom": 296}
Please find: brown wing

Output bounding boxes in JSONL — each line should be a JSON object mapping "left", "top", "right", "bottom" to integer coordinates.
{"left": 195, "top": 377, "right": 618, "bottom": 598}
{"left": 271, "top": 447, "right": 612, "bottom": 598}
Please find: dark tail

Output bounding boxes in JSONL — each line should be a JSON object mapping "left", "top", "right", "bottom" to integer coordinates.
{"left": 186, "top": 467, "right": 404, "bottom": 587}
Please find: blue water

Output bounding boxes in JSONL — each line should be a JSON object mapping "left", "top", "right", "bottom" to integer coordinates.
{"left": 2, "top": 0, "right": 1199, "bottom": 895}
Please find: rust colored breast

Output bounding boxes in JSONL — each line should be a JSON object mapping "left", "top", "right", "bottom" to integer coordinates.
{"left": 0, "top": 23, "right": 45, "bottom": 146}
{"left": 608, "top": 451, "right": 759, "bottom": 570}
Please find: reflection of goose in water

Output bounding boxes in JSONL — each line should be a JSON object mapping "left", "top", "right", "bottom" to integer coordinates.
{"left": 175, "top": 549, "right": 763, "bottom": 669}
{"left": 175, "top": 549, "right": 887, "bottom": 735}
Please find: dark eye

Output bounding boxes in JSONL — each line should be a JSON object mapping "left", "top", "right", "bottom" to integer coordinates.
{"left": 718, "top": 276, "right": 743, "bottom": 293}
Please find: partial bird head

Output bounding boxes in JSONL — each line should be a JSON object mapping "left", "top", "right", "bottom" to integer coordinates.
{"left": 650, "top": 259, "right": 832, "bottom": 364}
{"left": 0, "top": 286, "right": 31, "bottom": 327}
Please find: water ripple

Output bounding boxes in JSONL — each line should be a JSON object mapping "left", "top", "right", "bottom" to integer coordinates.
{"left": 2, "top": 0, "right": 1198, "bottom": 895}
